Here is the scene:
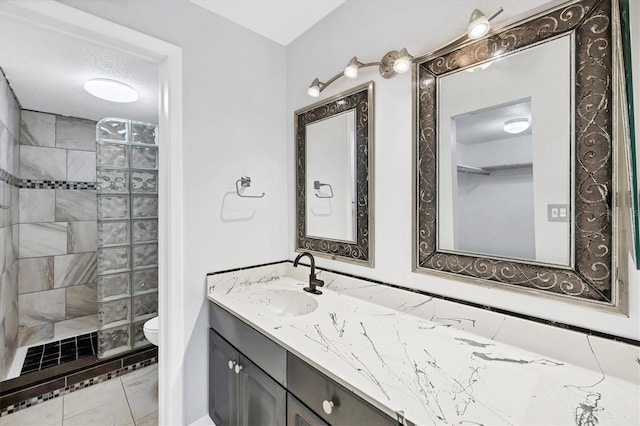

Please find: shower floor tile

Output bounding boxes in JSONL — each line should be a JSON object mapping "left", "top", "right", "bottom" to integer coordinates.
{"left": 20, "top": 332, "right": 98, "bottom": 376}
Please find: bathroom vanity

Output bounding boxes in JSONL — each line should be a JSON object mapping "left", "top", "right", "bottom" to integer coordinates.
{"left": 209, "top": 300, "right": 394, "bottom": 425}
{"left": 207, "top": 262, "right": 639, "bottom": 426}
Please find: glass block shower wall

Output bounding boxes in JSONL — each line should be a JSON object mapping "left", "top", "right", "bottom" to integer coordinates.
{"left": 96, "top": 118, "right": 159, "bottom": 358}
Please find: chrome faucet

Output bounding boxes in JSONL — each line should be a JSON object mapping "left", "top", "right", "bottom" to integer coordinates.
{"left": 293, "top": 252, "right": 324, "bottom": 295}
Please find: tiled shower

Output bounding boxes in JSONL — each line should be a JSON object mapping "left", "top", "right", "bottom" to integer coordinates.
{"left": 0, "top": 69, "right": 158, "bottom": 380}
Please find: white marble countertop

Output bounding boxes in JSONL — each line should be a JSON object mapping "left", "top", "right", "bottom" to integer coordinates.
{"left": 207, "top": 265, "right": 639, "bottom": 425}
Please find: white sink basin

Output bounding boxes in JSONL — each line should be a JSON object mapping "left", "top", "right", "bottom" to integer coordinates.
{"left": 247, "top": 289, "right": 319, "bottom": 317}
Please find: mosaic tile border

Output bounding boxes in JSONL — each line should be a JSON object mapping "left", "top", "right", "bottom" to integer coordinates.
{"left": 0, "top": 357, "right": 157, "bottom": 417}
{"left": 0, "top": 168, "right": 20, "bottom": 187}
{"left": 0, "top": 167, "right": 96, "bottom": 190}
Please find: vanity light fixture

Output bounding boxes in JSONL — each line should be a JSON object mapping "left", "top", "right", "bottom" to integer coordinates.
{"left": 309, "top": 48, "right": 414, "bottom": 96}
{"left": 84, "top": 78, "right": 138, "bottom": 103}
{"left": 344, "top": 57, "right": 360, "bottom": 79}
{"left": 393, "top": 48, "right": 413, "bottom": 73}
{"left": 307, "top": 78, "right": 322, "bottom": 97}
{"left": 306, "top": 6, "right": 503, "bottom": 97}
{"left": 468, "top": 7, "right": 504, "bottom": 39}
{"left": 503, "top": 117, "right": 530, "bottom": 134}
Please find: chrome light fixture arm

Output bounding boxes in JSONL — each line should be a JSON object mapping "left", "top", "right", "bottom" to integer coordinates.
{"left": 306, "top": 6, "right": 503, "bottom": 97}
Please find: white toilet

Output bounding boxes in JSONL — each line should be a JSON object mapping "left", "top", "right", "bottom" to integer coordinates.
{"left": 143, "top": 316, "right": 159, "bottom": 346}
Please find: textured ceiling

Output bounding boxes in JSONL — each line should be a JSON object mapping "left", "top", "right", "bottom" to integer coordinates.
{"left": 190, "top": 0, "right": 346, "bottom": 46}
{"left": 0, "top": 13, "right": 159, "bottom": 124}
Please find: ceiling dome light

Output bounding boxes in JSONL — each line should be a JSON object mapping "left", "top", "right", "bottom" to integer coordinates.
{"left": 307, "top": 78, "right": 321, "bottom": 97}
{"left": 504, "top": 118, "right": 531, "bottom": 134}
{"left": 468, "top": 9, "right": 490, "bottom": 39}
{"left": 344, "top": 57, "right": 360, "bottom": 79}
{"left": 84, "top": 79, "right": 138, "bottom": 103}
{"left": 392, "top": 48, "right": 413, "bottom": 74}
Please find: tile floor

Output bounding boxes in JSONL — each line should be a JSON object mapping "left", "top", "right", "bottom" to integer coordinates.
{"left": 0, "top": 364, "right": 158, "bottom": 426}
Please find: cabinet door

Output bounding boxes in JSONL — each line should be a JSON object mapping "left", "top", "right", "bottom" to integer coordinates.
{"left": 238, "top": 354, "right": 286, "bottom": 426}
{"left": 209, "top": 329, "right": 240, "bottom": 426}
{"left": 287, "top": 393, "right": 328, "bottom": 426}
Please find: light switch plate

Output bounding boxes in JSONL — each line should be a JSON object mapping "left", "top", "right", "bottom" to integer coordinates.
{"left": 548, "top": 204, "right": 570, "bottom": 222}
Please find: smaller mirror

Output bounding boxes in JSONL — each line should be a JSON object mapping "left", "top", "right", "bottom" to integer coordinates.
{"left": 295, "top": 82, "right": 374, "bottom": 265}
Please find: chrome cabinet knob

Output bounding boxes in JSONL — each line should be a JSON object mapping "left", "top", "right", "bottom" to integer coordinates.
{"left": 322, "top": 400, "right": 334, "bottom": 415}
{"left": 228, "top": 360, "right": 236, "bottom": 370}
{"left": 234, "top": 364, "right": 243, "bottom": 374}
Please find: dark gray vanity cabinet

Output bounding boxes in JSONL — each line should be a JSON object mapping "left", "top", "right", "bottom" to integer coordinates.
{"left": 209, "top": 301, "right": 396, "bottom": 426}
{"left": 287, "top": 393, "right": 328, "bottom": 426}
{"left": 209, "top": 330, "right": 239, "bottom": 425}
{"left": 209, "top": 329, "right": 286, "bottom": 426}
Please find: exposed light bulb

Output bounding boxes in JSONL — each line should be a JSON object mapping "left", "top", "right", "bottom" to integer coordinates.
{"left": 344, "top": 57, "right": 359, "bottom": 79}
{"left": 503, "top": 118, "right": 530, "bottom": 134}
{"left": 468, "top": 9, "right": 490, "bottom": 39}
{"left": 84, "top": 78, "right": 138, "bottom": 103}
{"left": 307, "top": 78, "right": 321, "bottom": 97}
{"left": 393, "top": 48, "right": 413, "bottom": 74}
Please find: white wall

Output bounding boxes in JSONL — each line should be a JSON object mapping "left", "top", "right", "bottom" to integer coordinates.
{"left": 287, "top": 0, "right": 640, "bottom": 341}
{"left": 61, "top": 0, "right": 288, "bottom": 423}
{"left": 455, "top": 138, "right": 536, "bottom": 260}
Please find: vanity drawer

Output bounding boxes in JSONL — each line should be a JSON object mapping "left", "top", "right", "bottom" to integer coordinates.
{"left": 209, "top": 301, "right": 286, "bottom": 386}
{"left": 287, "top": 353, "right": 395, "bottom": 426}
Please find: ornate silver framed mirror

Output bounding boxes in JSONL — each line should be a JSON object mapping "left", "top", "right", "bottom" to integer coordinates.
{"left": 414, "top": 0, "right": 621, "bottom": 305}
{"left": 295, "top": 82, "right": 374, "bottom": 266}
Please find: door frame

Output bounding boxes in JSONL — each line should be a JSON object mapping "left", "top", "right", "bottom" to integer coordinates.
{"left": 1, "top": 1, "right": 185, "bottom": 424}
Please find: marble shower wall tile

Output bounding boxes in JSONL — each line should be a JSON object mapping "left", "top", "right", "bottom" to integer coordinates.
{"left": 97, "top": 195, "right": 129, "bottom": 220}
{"left": 19, "top": 189, "right": 55, "bottom": 223}
{"left": 1, "top": 72, "right": 20, "bottom": 141}
{"left": 66, "top": 282, "right": 97, "bottom": 319}
{"left": 19, "top": 222, "right": 67, "bottom": 257}
{"left": 54, "top": 252, "right": 97, "bottom": 288}
{"left": 54, "top": 314, "right": 97, "bottom": 340}
{"left": 0, "top": 320, "right": 6, "bottom": 376}
{"left": 0, "top": 121, "right": 13, "bottom": 172}
{"left": 4, "top": 297, "right": 18, "bottom": 352}
{"left": 19, "top": 110, "right": 56, "bottom": 147}
{"left": 18, "top": 288, "right": 66, "bottom": 327}
{"left": 55, "top": 190, "right": 97, "bottom": 221}
{"left": 98, "top": 221, "right": 130, "bottom": 247}
{"left": 55, "top": 116, "right": 96, "bottom": 151}
{"left": 20, "top": 145, "right": 67, "bottom": 180}
{"left": 67, "top": 150, "right": 97, "bottom": 182}
{"left": 18, "top": 323, "right": 54, "bottom": 347}
{"left": 68, "top": 221, "right": 98, "bottom": 253}
{"left": 18, "top": 256, "right": 54, "bottom": 294}
{"left": 97, "top": 272, "right": 130, "bottom": 301}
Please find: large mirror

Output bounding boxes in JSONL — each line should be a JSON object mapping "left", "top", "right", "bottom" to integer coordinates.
{"left": 295, "top": 82, "right": 374, "bottom": 265}
{"left": 415, "top": 0, "right": 619, "bottom": 305}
